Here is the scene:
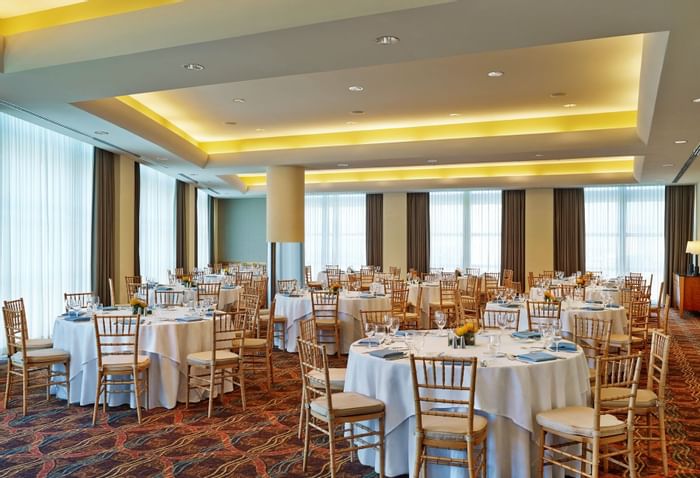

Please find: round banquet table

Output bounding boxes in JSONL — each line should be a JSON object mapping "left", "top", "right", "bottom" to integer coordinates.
{"left": 275, "top": 291, "right": 391, "bottom": 353}
{"left": 407, "top": 283, "right": 439, "bottom": 328}
{"left": 529, "top": 286, "right": 621, "bottom": 306}
{"left": 147, "top": 284, "right": 240, "bottom": 310}
{"left": 52, "top": 307, "right": 230, "bottom": 409}
{"left": 345, "top": 333, "right": 590, "bottom": 477}
{"left": 486, "top": 300, "right": 627, "bottom": 336}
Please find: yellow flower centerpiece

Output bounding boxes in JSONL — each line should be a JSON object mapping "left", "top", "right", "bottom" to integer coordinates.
{"left": 181, "top": 274, "right": 192, "bottom": 288}
{"left": 450, "top": 320, "right": 478, "bottom": 347}
{"left": 129, "top": 297, "right": 147, "bottom": 315}
{"left": 543, "top": 289, "right": 559, "bottom": 302}
{"left": 329, "top": 281, "right": 341, "bottom": 294}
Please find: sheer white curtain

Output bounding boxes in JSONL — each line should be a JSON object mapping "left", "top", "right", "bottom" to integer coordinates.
{"left": 139, "top": 166, "right": 176, "bottom": 283}
{"left": 305, "top": 193, "right": 366, "bottom": 276}
{"left": 0, "top": 112, "right": 93, "bottom": 346}
{"left": 429, "top": 190, "right": 501, "bottom": 272}
{"left": 584, "top": 185, "right": 664, "bottom": 296}
{"left": 196, "top": 189, "right": 210, "bottom": 269}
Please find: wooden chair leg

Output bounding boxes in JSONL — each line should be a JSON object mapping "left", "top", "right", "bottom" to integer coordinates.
{"left": 302, "top": 407, "right": 311, "bottom": 472}
{"left": 4, "top": 365, "right": 13, "bottom": 409}
{"left": 21, "top": 368, "right": 29, "bottom": 416}
{"left": 45, "top": 366, "right": 50, "bottom": 401}
{"left": 185, "top": 365, "right": 191, "bottom": 409}
{"left": 92, "top": 372, "right": 102, "bottom": 426}
{"left": 298, "top": 387, "right": 306, "bottom": 439}
{"left": 207, "top": 366, "right": 216, "bottom": 418}
{"left": 413, "top": 434, "right": 423, "bottom": 478}
{"left": 267, "top": 351, "right": 273, "bottom": 388}
{"left": 65, "top": 360, "right": 71, "bottom": 407}
{"left": 538, "top": 428, "right": 545, "bottom": 477}
{"left": 335, "top": 326, "right": 341, "bottom": 359}
{"left": 133, "top": 372, "right": 142, "bottom": 424}
{"left": 658, "top": 406, "right": 668, "bottom": 476}
{"left": 239, "top": 364, "right": 246, "bottom": 411}
{"left": 328, "top": 421, "right": 337, "bottom": 478}
{"left": 379, "top": 415, "right": 385, "bottom": 478}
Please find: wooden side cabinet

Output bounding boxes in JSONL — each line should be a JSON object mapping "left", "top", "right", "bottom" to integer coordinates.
{"left": 674, "top": 274, "right": 700, "bottom": 318}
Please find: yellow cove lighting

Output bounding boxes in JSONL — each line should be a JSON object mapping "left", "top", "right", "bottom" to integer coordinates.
{"left": 236, "top": 157, "right": 635, "bottom": 187}
{"left": 0, "top": 0, "right": 180, "bottom": 36}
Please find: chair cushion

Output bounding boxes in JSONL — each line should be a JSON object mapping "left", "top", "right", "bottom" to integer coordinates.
{"left": 310, "top": 392, "right": 384, "bottom": 418}
{"left": 101, "top": 354, "right": 150, "bottom": 371}
{"left": 609, "top": 334, "right": 644, "bottom": 344}
{"left": 422, "top": 414, "right": 488, "bottom": 440}
{"left": 11, "top": 347, "right": 69, "bottom": 365}
{"left": 187, "top": 350, "right": 239, "bottom": 366}
{"left": 273, "top": 315, "right": 288, "bottom": 323}
{"left": 309, "top": 367, "right": 346, "bottom": 391}
{"left": 24, "top": 338, "right": 54, "bottom": 350}
{"left": 429, "top": 301, "right": 455, "bottom": 308}
{"left": 243, "top": 338, "right": 268, "bottom": 348}
{"left": 600, "top": 387, "right": 658, "bottom": 408}
{"left": 536, "top": 406, "right": 626, "bottom": 438}
{"left": 315, "top": 318, "right": 338, "bottom": 326}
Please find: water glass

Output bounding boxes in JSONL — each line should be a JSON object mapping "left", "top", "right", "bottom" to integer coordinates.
{"left": 435, "top": 311, "right": 446, "bottom": 335}
{"left": 374, "top": 324, "right": 386, "bottom": 345}
{"left": 488, "top": 333, "right": 501, "bottom": 355}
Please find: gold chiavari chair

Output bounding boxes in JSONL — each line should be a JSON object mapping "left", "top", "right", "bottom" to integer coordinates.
{"left": 542, "top": 270, "right": 555, "bottom": 279}
{"left": 410, "top": 355, "right": 486, "bottom": 478}
{"left": 124, "top": 275, "right": 142, "bottom": 300}
{"left": 64, "top": 291, "right": 96, "bottom": 309}
{"left": 441, "top": 271, "right": 457, "bottom": 280}
{"left": 304, "top": 265, "right": 323, "bottom": 290}
{"left": 389, "top": 266, "right": 401, "bottom": 279}
{"left": 624, "top": 274, "right": 645, "bottom": 291}
{"left": 463, "top": 274, "right": 480, "bottom": 298}
{"left": 360, "top": 310, "right": 392, "bottom": 336}
{"left": 527, "top": 272, "right": 538, "bottom": 289}
{"left": 360, "top": 266, "right": 375, "bottom": 291}
{"left": 650, "top": 294, "right": 671, "bottom": 336}
{"left": 455, "top": 294, "right": 480, "bottom": 327}
{"left": 2, "top": 307, "right": 70, "bottom": 415}
{"left": 197, "top": 282, "right": 221, "bottom": 305}
{"left": 573, "top": 315, "right": 612, "bottom": 382}
{"left": 537, "top": 353, "right": 642, "bottom": 478}
{"left": 648, "top": 281, "right": 665, "bottom": 327}
{"left": 502, "top": 268, "right": 514, "bottom": 286}
{"left": 560, "top": 284, "right": 586, "bottom": 301}
{"left": 403, "top": 286, "right": 423, "bottom": 330}
{"left": 429, "top": 267, "right": 443, "bottom": 274}
{"left": 311, "top": 290, "right": 341, "bottom": 358}
{"left": 586, "top": 271, "right": 603, "bottom": 280}
{"left": 325, "top": 265, "right": 340, "bottom": 274}
{"left": 235, "top": 271, "right": 253, "bottom": 287}
{"left": 464, "top": 267, "right": 480, "bottom": 277}
{"left": 390, "top": 286, "right": 411, "bottom": 327}
{"left": 345, "top": 273, "right": 361, "bottom": 291}
{"left": 92, "top": 313, "right": 149, "bottom": 424}
{"left": 620, "top": 288, "right": 643, "bottom": 311}
{"left": 602, "top": 331, "right": 671, "bottom": 476}
{"left": 277, "top": 279, "right": 298, "bottom": 293}
{"left": 486, "top": 286, "right": 508, "bottom": 302}
{"left": 428, "top": 279, "right": 457, "bottom": 328}
{"left": 483, "top": 272, "right": 500, "bottom": 289}
{"left": 298, "top": 339, "right": 386, "bottom": 478}
{"left": 423, "top": 272, "right": 441, "bottom": 283}
{"left": 480, "top": 307, "right": 519, "bottom": 331}
{"left": 3, "top": 298, "right": 53, "bottom": 350}
{"left": 153, "top": 289, "right": 184, "bottom": 306}
{"left": 611, "top": 299, "right": 649, "bottom": 355}
{"left": 241, "top": 299, "right": 274, "bottom": 391}
{"left": 526, "top": 300, "right": 561, "bottom": 331}
{"left": 186, "top": 311, "right": 246, "bottom": 416}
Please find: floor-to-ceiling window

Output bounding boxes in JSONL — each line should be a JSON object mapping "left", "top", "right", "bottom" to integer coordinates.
{"left": 429, "top": 190, "right": 502, "bottom": 273}
{"left": 584, "top": 185, "right": 665, "bottom": 296}
{"left": 139, "top": 166, "right": 176, "bottom": 283}
{"left": 196, "top": 188, "right": 211, "bottom": 269}
{"left": 0, "top": 112, "right": 94, "bottom": 345}
{"left": 305, "top": 193, "right": 366, "bottom": 276}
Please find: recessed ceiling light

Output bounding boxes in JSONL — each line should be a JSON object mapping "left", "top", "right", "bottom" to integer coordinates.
{"left": 674, "top": 139, "right": 688, "bottom": 144}
{"left": 350, "top": 110, "right": 365, "bottom": 115}
{"left": 224, "top": 121, "right": 237, "bottom": 125}
{"left": 337, "top": 163, "right": 349, "bottom": 167}
{"left": 348, "top": 86, "right": 364, "bottom": 92}
{"left": 183, "top": 63, "right": 205, "bottom": 71}
{"left": 448, "top": 113, "right": 461, "bottom": 117}
{"left": 550, "top": 92, "right": 567, "bottom": 98}
{"left": 345, "top": 121, "right": 357, "bottom": 125}
{"left": 427, "top": 159, "right": 438, "bottom": 164}
{"left": 563, "top": 103, "right": 577, "bottom": 108}
{"left": 375, "top": 35, "right": 400, "bottom": 45}
{"left": 692, "top": 97, "right": 700, "bottom": 103}
{"left": 255, "top": 128, "right": 265, "bottom": 132}
{"left": 487, "top": 71, "right": 504, "bottom": 78}
{"left": 232, "top": 98, "right": 246, "bottom": 103}
{"left": 534, "top": 154, "right": 544, "bottom": 158}
{"left": 94, "top": 130, "right": 109, "bottom": 135}
{"left": 662, "top": 163, "right": 674, "bottom": 168}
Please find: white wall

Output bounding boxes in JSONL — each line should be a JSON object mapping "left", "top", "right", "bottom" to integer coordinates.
{"left": 114, "top": 155, "right": 135, "bottom": 303}
{"left": 524, "top": 189, "right": 554, "bottom": 285}
{"left": 382, "top": 192, "right": 407, "bottom": 276}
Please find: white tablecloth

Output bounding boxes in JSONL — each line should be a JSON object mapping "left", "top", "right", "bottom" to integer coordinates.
{"left": 345, "top": 333, "right": 590, "bottom": 477}
{"left": 407, "top": 283, "right": 440, "bottom": 328}
{"left": 529, "top": 286, "right": 621, "bottom": 306}
{"left": 276, "top": 292, "right": 391, "bottom": 353}
{"left": 147, "top": 285, "right": 240, "bottom": 309}
{"left": 486, "top": 301, "right": 627, "bottom": 335}
{"left": 52, "top": 307, "right": 227, "bottom": 409}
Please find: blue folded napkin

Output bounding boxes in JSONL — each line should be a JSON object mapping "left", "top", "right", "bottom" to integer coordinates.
{"left": 512, "top": 331, "right": 541, "bottom": 340}
{"left": 156, "top": 286, "right": 173, "bottom": 291}
{"left": 517, "top": 351, "right": 558, "bottom": 363}
{"left": 503, "top": 303, "right": 520, "bottom": 308}
{"left": 64, "top": 314, "right": 90, "bottom": 322}
{"left": 359, "top": 294, "right": 374, "bottom": 298}
{"left": 606, "top": 304, "right": 620, "bottom": 308}
{"left": 176, "top": 316, "right": 204, "bottom": 322}
{"left": 602, "top": 288, "right": 617, "bottom": 291}
{"left": 101, "top": 306, "right": 117, "bottom": 311}
{"left": 547, "top": 341, "right": 577, "bottom": 352}
{"left": 581, "top": 305, "right": 604, "bottom": 311}
{"left": 222, "top": 285, "right": 234, "bottom": 289}
{"left": 586, "top": 300, "right": 603, "bottom": 304}
{"left": 394, "top": 331, "right": 408, "bottom": 337}
{"left": 368, "top": 349, "right": 405, "bottom": 360}
{"left": 357, "top": 338, "right": 380, "bottom": 346}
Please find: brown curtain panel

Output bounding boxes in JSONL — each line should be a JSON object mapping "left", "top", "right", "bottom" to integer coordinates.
{"left": 665, "top": 185, "right": 695, "bottom": 300}
{"left": 208, "top": 196, "right": 215, "bottom": 265}
{"left": 133, "top": 162, "right": 140, "bottom": 276}
{"left": 407, "top": 192, "right": 430, "bottom": 274}
{"left": 175, "top": 180, "right": 187, "bottom": 269}
{"left": 91, "top": 148, "right": 115, "bottom": 305}
{"left": 366, "top": 193, "right": 383, "bottom": 268}
{"left": 193, "top": 188, "right": 199, "bottom": 268}
{"left": 553, "top": 188, "right": 586, "bottom": 275}
{"left": 500, "top": 190, "right": 525, "bottom": 285}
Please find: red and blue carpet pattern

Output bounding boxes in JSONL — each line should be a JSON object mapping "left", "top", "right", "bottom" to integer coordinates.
{"left": 1, "top": 312, "right": 699, "bottom": 477}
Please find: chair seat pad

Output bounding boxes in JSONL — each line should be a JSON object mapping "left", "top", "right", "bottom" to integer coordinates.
{"left": 536, "top": 406, "right": 626, "bottom": 438}
{"left": 101, "top": 354, "right": 150, "bottom": 371}
{"left": 600, "top": 387, "right": 658, "bottom": 408}
{"left": 273, "top": 315, "right": 288, "bottom": 323}
{"left": 309, "top": 367, "right": 346, "bottom": 391}
{"left": 310, "top": 392, "right": 384, "bottom": 418}
{"left": 11, "top": 347, "right": 69, "bottom": 365}
{"left": 403, "top": 312, "right": 419, "bottom": 319}
{"left": 429, "top": 301, "right": 455, "bottom": 308}
{"left": 187, "top": 350, "right": 239, "bottom": 366}
{"left": 609, "top": 334, "right": 644, "bottom": 344}
{"left": 24, "top": 338, "right": 54, "bottom": 350}
{"left": 423, "top": 414, "right": 488, "bottom": 440}
{"left": 315, "top": 318, "right": 338, "bottom": 326}
{"left": 244, "top": 338, "right": 268, "bottom": 348}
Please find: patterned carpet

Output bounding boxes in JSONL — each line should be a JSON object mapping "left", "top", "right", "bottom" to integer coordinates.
{"left": 1, "top": 312, "right": 699, "bottom": 478}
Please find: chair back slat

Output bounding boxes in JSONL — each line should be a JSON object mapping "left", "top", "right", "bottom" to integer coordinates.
{"left": 594, "top": 353, "right": 643, "bottom": 425}
{"left": 526, "top": 300, "right": 561, "bottom": 330}
{"left": 2, "top": 306, "right": 28, "bottom": 358}
{"left": 573, "top": 315, "right": 612, "bottom": 369}
{"left": 647, "top": 331, "right": 671, "bottom": 399}
{"left": 93, "top": 314, "right": 141, "bottom": 367}
{"left": 154, "top": 290, "right": 184, "bottom": 306}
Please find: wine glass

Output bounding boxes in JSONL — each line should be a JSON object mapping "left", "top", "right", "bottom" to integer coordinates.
{"left": 405, "top": 331, "right": 415, "bottom": 354}
{"left": 434, "top": 311, "right": 446, "bottom": 336}
{"left": 413, "top": 334, "right": 425, "bottom": 355}
{"left": 496, "top": 312, "right": 508, "bottom": 336}
{"left": 506, "top": 311, "right": 517, "bottom": 332}
{"left": 390, "top": 317, "right": 400, "bottom": 337}
{"left": 374, "top": 324, "right": 386, "bottom": 346}
{"left": 551, "top": 322, "right": 563, "bottom": 352}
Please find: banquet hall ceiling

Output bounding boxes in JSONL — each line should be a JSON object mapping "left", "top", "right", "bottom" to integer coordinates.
{"left": 0, "top": 0, "right": 698, "bottom": 196}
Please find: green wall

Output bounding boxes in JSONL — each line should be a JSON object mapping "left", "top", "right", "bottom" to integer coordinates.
{"left": 217, "top": 197, "right": 267, "bottom": 262}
